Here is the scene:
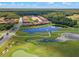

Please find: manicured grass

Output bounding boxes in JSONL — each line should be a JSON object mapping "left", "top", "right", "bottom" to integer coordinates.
{"left": 29, "top": 17, "right": 33, "bottom": 22}
{"left": 3, "top": 40, "right": 62, "bottom": 57}
{"left": 11, "top": 49, "right": 37, "bottom": 57}
{"left": 3, "top": 36, "right": 79, "bottom": 57}
{"left": 16, "top": 30, "right": 51, "bottom": 37}
{"left": 59, "top": 27, "right": 79, "bottom": 34}
{"left": 0, "top": 24, "right": 61, "bottom": 57}
{"left": 1, "top": 23, "right": 79, "bottom": 57}
{"left": 22, "top": 23, "right": 52, "bottom": 29}
{"left": 67, "top": 14, "right": 79, "bottom": 20}
{"left": 0, "top": 38, "right": 14, "bottom": 56}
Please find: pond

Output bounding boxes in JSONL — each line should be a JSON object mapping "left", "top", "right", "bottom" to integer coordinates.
{"left": 37, "top": 39, "right": 63, "bottom": 42}
{"left": 22, "top": 26, "right": 60, "bottom": 34}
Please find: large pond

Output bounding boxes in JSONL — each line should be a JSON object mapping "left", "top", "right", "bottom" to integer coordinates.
{"left": 22, "top": 26, "right": 60, "bottom": 34}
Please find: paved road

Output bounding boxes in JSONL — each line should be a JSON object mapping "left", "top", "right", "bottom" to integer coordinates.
{"left": 0, "top": 17, "right": 22, "bottom": 45}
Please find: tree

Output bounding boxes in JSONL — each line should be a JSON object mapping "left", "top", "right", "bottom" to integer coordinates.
{"left": 0, "top": 12, "right": 20, "bottom": 19}
{"left": 43, "top": 12, "right": 77, "bottom": 27}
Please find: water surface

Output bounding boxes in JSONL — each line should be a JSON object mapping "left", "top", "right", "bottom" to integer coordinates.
{"left": 22, "top": 26, "right": 59, "bottom": 34}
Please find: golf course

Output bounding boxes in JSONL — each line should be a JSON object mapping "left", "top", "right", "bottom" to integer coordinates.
{"left": 0, "top": 8, "right": 79, "bottom": 57}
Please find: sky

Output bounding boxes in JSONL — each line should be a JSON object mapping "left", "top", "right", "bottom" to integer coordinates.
{"left": 0, "top": 2, "right": 79, "bottom": 8}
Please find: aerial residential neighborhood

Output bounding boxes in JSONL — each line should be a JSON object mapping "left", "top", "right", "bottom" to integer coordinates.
{"left": 0, "top": 17, "right": 19, "bottom": 24}
{"left": 22, "top": 16, "right": 49, "bottom": 26}
{"left": 0, "top": 2, "right": 79, "bottom": 57}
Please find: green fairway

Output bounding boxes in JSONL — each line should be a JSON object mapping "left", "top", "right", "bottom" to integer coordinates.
{"left": 0, "top": 8, "right": 79, "bottom": 57}
{"left": 11, "top": 49, "right": 37, "bottom": 57}
{"left": 1, "top": 23, "right": 79, "bottom": 57}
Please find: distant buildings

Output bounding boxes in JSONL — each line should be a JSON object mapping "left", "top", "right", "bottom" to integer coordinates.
{"left": 0, "top": 17, "right": 19, "bottom": 24}
{"left": 22, "top": 16, "right": 49, "bottom": 26}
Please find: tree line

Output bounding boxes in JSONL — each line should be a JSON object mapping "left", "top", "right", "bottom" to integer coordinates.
{"left": 0, "top": 12, "right": 20, "bottom": 19}
{"left": 43, "top": 12, "right": 77, "bottom": 27}
{"left": 0, "top": 23, "right": 14, "bottom": 31}
{"left": 0, "top": 12, "right": 20, "bottom": 31}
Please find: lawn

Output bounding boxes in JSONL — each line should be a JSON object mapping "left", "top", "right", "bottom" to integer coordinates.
{"left": 0, "top": 22, "right": 79, "bottom": 57}
{"left": 2, "top": 39, "right": 63, "bottom": 57}
{"left": 67, "top": 14, "right": 79, "bottom": 20}
{"left": 11, "top": 49, "right": 37, "bottom": 57}
{"left": 2, "top": 36, "right": 79, "bottom": 57}
{"left": 29, "top": 17, "right": 33, "bottom": 22}
{"left": 1, "top": 10, "right": 79, "bottom": 57}
{"left": 0, "top": 24, "right": 62, "bottom": 57}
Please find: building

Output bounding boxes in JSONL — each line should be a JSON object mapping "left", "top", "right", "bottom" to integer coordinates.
{"left": 22, "top": 16, "right": 29, "bottom": 23}
{"left": 22, "top": 16, "right": 49, "bottom": 26}
{"left": 0, "top": 17, "right": 19, "bottom": 24}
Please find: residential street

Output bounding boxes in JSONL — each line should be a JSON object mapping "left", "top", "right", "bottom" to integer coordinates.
{"left": 0, "top": 17, "right": 22, "bottom": 45}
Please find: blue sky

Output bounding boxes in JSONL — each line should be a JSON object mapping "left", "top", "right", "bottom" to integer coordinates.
{"left": 0, "top": 2, "right": 79, "bottom": 8}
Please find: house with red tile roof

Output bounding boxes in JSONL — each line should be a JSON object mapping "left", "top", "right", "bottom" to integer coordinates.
{"left": 22, "top": 16, "right": 49, "bottom": 26}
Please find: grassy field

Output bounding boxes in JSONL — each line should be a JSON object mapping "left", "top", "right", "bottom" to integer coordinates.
{"left": 0, "top": 24, "right": 61, "bottom": 57}
{"left": 29, "top": 17, "right": 33, "bottom": 22}
{"left": 2, "top": 36, "right": 79, "bottom": 57}
{"left": 0, "top": 19, "right": 79, "bottom": 57}
{"left": 2, "top": 38, "right": 63, "bottom": 57}
{"left": 11, "top": 49, "right": 37, "bottom": 57}
{"left": 1, "top": 10, "right": 79, "bottom": 57}
{"left": 67, "top": 14, "right": 79, "bottom": 20}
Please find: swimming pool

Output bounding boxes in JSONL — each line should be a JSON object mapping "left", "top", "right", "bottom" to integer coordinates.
{"left": 22, "top": 26, "right": 59, "bottom": 34}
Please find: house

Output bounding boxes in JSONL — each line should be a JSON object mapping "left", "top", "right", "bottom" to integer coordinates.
{"left": 0, "top": 17, "right": 7, "bottom": 23}
{"left": 22, "top": 16, "right": 49, "bottom": 26}
{"left": 22, "top": 16, "right": 29, "bottom": 23}
{"left": 0, "top": 17, "right": 19, "bottom": 24}
{"left": 22, "top": 16, "right": 33, "bottom": 26}
{"left": 31, "top": 16, "right": 42, "bottom": 22}
{"left": 0, "top": 19, "right": 7, "bottom": 23}
{"left": 38, "top": 16, "right": 49, "bottom": 22}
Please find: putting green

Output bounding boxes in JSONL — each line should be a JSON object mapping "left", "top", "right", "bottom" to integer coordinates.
{"left": 11, "top": 50, "right": 37, "bottom": 57}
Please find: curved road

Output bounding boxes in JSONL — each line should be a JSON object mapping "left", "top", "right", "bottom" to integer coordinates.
{"left": 0, "top": 17, "right": 22, "bottom": 45}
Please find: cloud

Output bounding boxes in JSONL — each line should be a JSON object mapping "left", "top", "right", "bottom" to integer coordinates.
{"left": 62, "top": 2, "right": 72, "bottom": 6}
{"left": 48, "top": 2, "right": 55, "bottom": 4}
{"left": 0, "top": 2, "right": 79, "bottom": 8}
